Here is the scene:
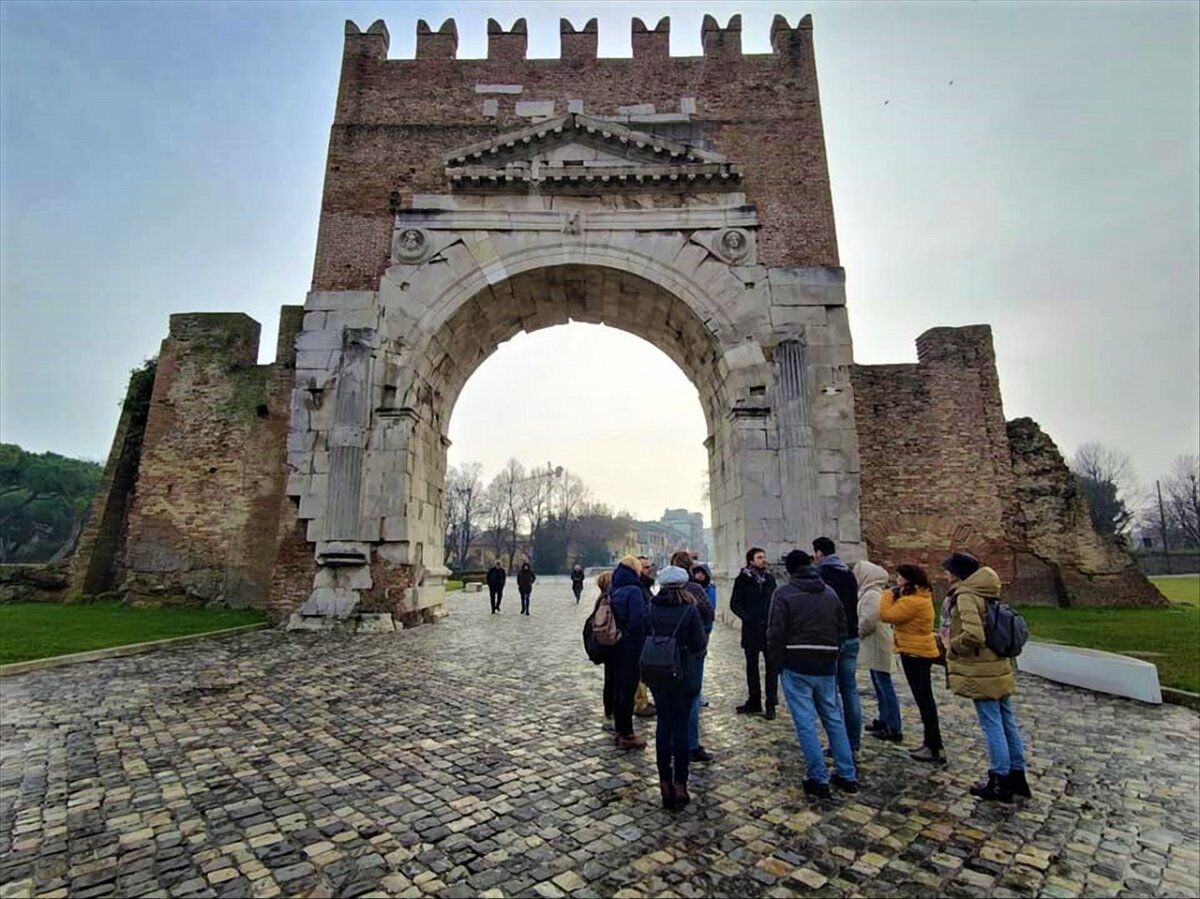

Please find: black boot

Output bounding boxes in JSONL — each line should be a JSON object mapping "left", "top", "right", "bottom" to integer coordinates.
{"left": 1005, "top": 769, "right": 1032, "bottom": 799}
{"left": 802, "top": 779, "right": 832, "bottom": 799}
{"left": 969, "top": 772, "right": 1014, "bottom": 803}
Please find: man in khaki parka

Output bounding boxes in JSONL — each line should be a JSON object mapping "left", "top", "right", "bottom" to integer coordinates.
{"left": 943, "top": 552, "right": 1032, "bottom": 803}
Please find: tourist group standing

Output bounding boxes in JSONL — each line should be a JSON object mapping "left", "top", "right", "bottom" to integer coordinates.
{"left": 587, "top": 539, "right": 1031, "bottom": 811}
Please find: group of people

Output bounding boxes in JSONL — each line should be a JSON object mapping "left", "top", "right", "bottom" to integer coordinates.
{"left": 592, "top": 538, "right": 1032, "bottom": 810}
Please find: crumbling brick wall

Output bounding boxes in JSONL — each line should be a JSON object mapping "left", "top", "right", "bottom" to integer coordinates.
{"left": 314, "top": 15, "right": 838, "bottom": 291}
{"left": 116, "top": 310, "right": 299, "bottom": 607}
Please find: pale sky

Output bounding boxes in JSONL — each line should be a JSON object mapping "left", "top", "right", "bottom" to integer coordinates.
{"left": 2, "top": 1, "right": 1197, "bottom": 522}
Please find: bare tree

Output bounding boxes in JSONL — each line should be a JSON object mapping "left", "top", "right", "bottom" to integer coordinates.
{"left": 1070, "top": 442, "right": 1141, "bottom": 540}
{"left": 444, "top": 462, "right": 483, "bottom": 568}
{"left": 518, "top": 464, "right": 558, "bottom": 565}
{"left": 495, "top": 458, "right": 526, "bottom": 569}
{"left": 1163, "top": 454, "right": 1200, "bottom": 548}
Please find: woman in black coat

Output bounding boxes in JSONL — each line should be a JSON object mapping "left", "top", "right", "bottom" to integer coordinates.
{"left": 644, "top": 565, "right": 708, "bottom": 811}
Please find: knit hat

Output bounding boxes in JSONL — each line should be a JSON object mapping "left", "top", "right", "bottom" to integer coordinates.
{"left": 658, "top": 565, "right": 689, "bottom": 587}
{"left": 941, "top": 552, "right": 981, "bottom": 580}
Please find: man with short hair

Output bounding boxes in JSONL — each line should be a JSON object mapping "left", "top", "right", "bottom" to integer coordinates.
{"left": 486, "top": 560, "right": 506, "bottom": 614}
{"left": 730, "top": 547, "right": 779, "bottom": 718}
{"left": 812, "top": 536, "right": 862, "bottom": 753}
{"left": 768, "top": 549, "right": 857, "bottom": 798}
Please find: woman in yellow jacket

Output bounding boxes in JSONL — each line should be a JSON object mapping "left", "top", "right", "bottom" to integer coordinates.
{"left": 942, "top": 552, "right": 1031, "bottom": 803}
{"left": 879, "top": 564, "right": 945, "bottom": 764}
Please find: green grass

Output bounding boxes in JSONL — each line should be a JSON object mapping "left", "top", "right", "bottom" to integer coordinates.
{"left": 444, "top": 579, "right": 464, "bottom": 593}
{"left": 0, "top": 602, "right": 265, "bottom": 665}
{"left": 1017, "top": 575, "right": 1200, "bottom": 693}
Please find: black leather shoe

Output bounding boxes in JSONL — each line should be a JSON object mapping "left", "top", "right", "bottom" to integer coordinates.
{"left": 802, "top": 779, "right": 832, "bottom": 799}
{"left": 736, "top": 702, "right": 763, "bottom": 715}
{"left": 831, "top": 774, "right": 859, "bottom": 794}
{"left": 689, "top": 746, "right": 715, "bottom": 763}
{"left": 1006, "top": 769, "right": 1032, "bottom": 799}
{"left": 763, "top": 706, "right": 777, "bottom": 721}
{"left": 969, "top": 772, "right": 1014, "bottom": 803}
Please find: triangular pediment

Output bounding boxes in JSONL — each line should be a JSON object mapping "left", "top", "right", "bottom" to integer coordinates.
{"left": 443, "top": 113, "right": 741, "bottom": 190}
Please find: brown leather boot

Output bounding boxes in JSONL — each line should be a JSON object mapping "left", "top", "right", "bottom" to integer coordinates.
{"left": 659, "top": 780, "right": 675, "bottom": 811}
{"left": 616, "top": 734, "right": 646, "bottom": 750}
{"left": 673, "top": 781, "right": 691, "bottom": 808}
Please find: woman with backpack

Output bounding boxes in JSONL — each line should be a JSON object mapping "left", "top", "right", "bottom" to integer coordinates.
{"left": 941, "top": 553, "right": 1031, "bottom": 803}
{"left": 517, "top": 562, "right": 536, "bottom": 615}
{"left": 643, "top": 565, "right": 708, "bottom": 811}
{"left": 879, "top": 564, "right": 945, "bottom": 765}
{"left": 592, "top": 571, "right": 617, "bottom": 727}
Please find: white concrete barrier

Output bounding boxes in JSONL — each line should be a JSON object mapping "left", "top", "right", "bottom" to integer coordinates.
{"left": 1018, "top": 641, "right": 1162, "bottom": 704}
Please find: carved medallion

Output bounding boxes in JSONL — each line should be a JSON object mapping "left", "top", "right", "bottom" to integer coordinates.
{"left": 719, "top": 228, "right": 750, "bottom": 262}
{"left": 393, "top": 227, "right": 430, "bottom": 263}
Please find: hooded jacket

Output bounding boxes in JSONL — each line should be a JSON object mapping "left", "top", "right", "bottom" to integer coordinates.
{"left": 947, "top": 566, "right": 1017, "bottom": 700}
{"left": 853, "top": 561, "right": 894, "bottom": 673}
{"left": 817, "top": 555, "right": 859, "bottom": 637}
{"left": 609, "top": 562, "right": 648, "bottom": 653}
{"left": 730, "top": 567, "right": 778, "bottom": 652}
{"left": 766, "top": 565, "right": 846, "bottom": 676}
{"left": 517, "top": 567, "right": 536, "bottom": 592}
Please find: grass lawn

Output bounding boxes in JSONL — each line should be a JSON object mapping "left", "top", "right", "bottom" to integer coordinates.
{"left": 1017, "top": 575, "right": 1200, "bottom": 693}
{"left": 445, "top": 579, "right": 464, "bottom": 593}
{"left": 0, "top": 602, "right": 265, "bottom": 666}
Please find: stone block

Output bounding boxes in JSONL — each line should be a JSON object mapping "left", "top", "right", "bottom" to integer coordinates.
{"left": 1019, "top": 643, "right": 1162, "bottom": 704}
{"left": 305, "top": 290, "right": 376, "bottom": 312}
{"left": 515, "top": 100, "right": 554, "bottom": 118}
{"left": 299, "top": 586, "right": 358, "bottom": 618}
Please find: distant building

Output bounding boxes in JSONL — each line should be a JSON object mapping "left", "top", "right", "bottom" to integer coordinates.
{"left": 633, "top": 508, "right": 709, "bottom": 567}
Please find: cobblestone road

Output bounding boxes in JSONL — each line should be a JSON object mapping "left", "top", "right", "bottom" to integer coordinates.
{"left": 1, "top": 577, "right": 1198, "bottom": 898}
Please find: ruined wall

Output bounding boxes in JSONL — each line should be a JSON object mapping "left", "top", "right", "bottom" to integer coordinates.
{"left": 315, "top": 14, "right": 838, "bottom": 291}
{"left": 853, "top": 326, "right": 1018, "bottom": 582}
{"left": 67, "top": 360, "right": 156, "bottom": 597}
{"left": 853, "top": 326, "right": 1164, "bottom": 607}
{"left": 117, "top": 310, "right": 300, "bottom": 607}
{"left": 1006, "top": 417, "right": 1165, "bottom": 607}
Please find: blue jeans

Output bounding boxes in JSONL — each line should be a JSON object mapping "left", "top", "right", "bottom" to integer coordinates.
{"left": 837, "top": 638, "right": 862, "bottom": 751}
{"left": 688, "top": 656, "right": 707, "bottom": 750}
{"left": 974, "top": 697, "right": 1026, "bottom": 775}
{"left": 780, "top": 670, "right": 857, "bottom": 784}
{"left": 869, "top": 669, "right": 902, "bottom": 735}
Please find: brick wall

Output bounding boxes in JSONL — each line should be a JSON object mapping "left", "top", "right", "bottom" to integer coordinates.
{"left": 118, "top": 312, "right": 298, "bottom": 608}
{"left": 313, "top": 15, "right": 838, "bottom": 291}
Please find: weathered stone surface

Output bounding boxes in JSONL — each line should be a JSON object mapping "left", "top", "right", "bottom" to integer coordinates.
{"left": 2, "top": 580, "right": 1197, "bottom": 898}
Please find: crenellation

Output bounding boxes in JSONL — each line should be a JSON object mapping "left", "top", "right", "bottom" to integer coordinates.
{"left": 631, "top": 16, "right": 670, "bottom": 60}
{"left": 344, "top": 19, "right": 389, "bottom": 60}
{"left": 770, "top": 13, "right": 812, "bottom": 58}
{"left": 415, "top": 18, "right": 458, "bottom": 59}
{"left": 560, "top": 18, "right": 598, "bottom": 63}
{"left": 487, "top": 17, "right": 528, "bottom": 63}
{"left": 701, "top": 14, "right": 742, "bottom": 58}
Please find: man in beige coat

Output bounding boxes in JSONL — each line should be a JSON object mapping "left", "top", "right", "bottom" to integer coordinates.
{"left": 943, "top": 552, "right": 1032, "bottom": 803}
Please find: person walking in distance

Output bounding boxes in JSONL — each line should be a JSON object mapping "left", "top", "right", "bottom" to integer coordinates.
{"left": 942, "top": 552, "right": 1032, "bottom": 802}
{"left": 643, "top": 566, "right": 708, "bottom": 811}
{"left": 517, "top": 562, "right": 536, "bottom": 616}
{"left": 768, "top": 550, "right": 857, "bottom": 798}
{"left": 571, "top": 564, "right": 586, "bottom": 604}
{"left": 812, "top": 537, "right": 862, "bottom": 753}
{"left": 853, "top": 560, "right": 902, "bottom": 743}
{"left": 609, "top": 555, "right": 650, "bottom": 749}
{"left": 730, "top": 547, "right": 779, "bottom": 718}
{"left": 879, "top": 564, "right": 946, "bottom": 764}
{"left": 486, "top": 560, "right": 507, "bottom": 614}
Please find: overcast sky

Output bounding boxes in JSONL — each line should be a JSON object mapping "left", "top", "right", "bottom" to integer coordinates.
{"left": 2, "top": 1, "right": 1197, "bottom": 522}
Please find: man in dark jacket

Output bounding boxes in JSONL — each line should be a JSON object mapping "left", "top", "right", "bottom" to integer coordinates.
{"left": 571, "top": 565, "right": 586, "bottom": 604}
{"left": 813, "top": 536, "right": 862, "bottom": 752}
{"left": 516, "top": 563, "right": 536, "bottom": 616}
{"left": 768, "top": 550, "right": 858, "bottom": 798}
{"left": 730, "top": 547, "right": 779, "bottom": 718}
{"left": 486, "top": 561, "right": 506, "bottom": 614}
{"left": 609, "top": 556, "right": 649, "bottom": 749}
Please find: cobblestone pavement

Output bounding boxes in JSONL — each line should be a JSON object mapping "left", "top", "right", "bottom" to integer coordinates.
{"left": 2, "top": 577, "right": 1198, "bottom": 899}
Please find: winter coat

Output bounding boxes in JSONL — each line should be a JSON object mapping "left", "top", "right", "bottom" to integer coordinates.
{"left": 879, "top": 585, "right": 940, "bottom": 659}
{"left": 693, "top": 564, "right": 718, "bottom": 631}
{"left": 571, "top": 569, "right": 585, "bottom": 585}
{"left": 817, "top": 555, "right": 859, "bottom": 638}
{"left": 730, "top": 568, "right": 778, "bottom": 651}
{"left": 853, "top": 561, "right": 894, "bottom": 673}
{"left": 647, "top": 590, "right": 709, "bottom": 693}
{"left": 683, "top": 581, "right": 715, "bottom": 629}
{"left": 609, "top": 562, "right": 648, "bottom": 654}
{"left": 517, "top": 568, "right": 536, "bottom": 592}
{"left": 486, "top": 567, "right": 506, "bottom": 590}
{"left": 765, "top": 566, "right": 847, "bottom": 676}
{"left": 947, "top": 566, "right": 1016, "bottom": 700}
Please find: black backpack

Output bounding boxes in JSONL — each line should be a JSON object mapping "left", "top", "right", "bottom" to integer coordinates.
{"left": 640, "top": 605, "right": 697, "bottom": 689}
{"left": 984, "top": 599, "right": 1029, "bottom": 658}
